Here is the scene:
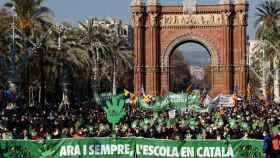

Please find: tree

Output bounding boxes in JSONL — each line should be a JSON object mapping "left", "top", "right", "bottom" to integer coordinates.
{"left": 5, "top": 0, "right": 55, "bottom": 106}
{"left": 255, "top": 0, "right": 280, "bottom": 39}
{"left": 0, "top": 8, "right": 12, "bottom": 88}
{"left": 170, "top": 49, "right": 191, "bottom": 92}
{"left": 23, "top": 23, "right": 91, "bottom": 105}
{"left": 255, "top": 0, "right": 280, "bottom": 101}
{"left": 108, "top": 31, "right": 132, "bottom": 95}
{"left": 79, "top": 18, "right": 111, "bottom": 96}
{"left": 0, "top": 8, "right": 12, "bottom": 54}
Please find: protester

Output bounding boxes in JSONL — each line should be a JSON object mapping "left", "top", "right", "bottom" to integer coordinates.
{"left": 0, "top": 95, "right": 278, "bottom": 142}
{"left": 263, "top": 130, "right": 272, "bottom": 158}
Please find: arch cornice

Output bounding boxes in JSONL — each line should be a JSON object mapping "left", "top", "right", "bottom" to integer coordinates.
{"left": 161, "top": 32, "right": 221, "bottom": 68}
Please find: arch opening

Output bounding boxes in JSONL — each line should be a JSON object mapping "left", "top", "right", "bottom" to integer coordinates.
{"left": 170, "top": 41, "right": 212, "bottom": 93}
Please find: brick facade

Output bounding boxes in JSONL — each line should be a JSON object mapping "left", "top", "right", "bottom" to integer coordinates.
{"left": 131, "top": 3, "right": 248, "bottom": 96}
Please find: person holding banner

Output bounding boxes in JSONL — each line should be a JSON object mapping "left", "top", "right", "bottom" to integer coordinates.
{"left": 263, "top": 130, "right": 272, "bottom": 158}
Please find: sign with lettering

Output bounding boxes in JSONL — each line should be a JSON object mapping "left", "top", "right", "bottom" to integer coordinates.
{"left": 0, "top": 138, "right": 264, "bottom": 158}
{"left": 217, "top": 95, "right": 234, "bottom": 107}
{"left": 160, "top": 14, "right": 223, "bottom": 27}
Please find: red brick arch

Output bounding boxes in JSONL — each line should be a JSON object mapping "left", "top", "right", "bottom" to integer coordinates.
{"left": 161, "top": 32, "right": 221, "bottom": 67}
{"left": 131, "top": 2, "right": 248, "bottom": 96}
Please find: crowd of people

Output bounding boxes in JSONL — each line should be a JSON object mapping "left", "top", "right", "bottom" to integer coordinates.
{"left": 0, "top": 92, "right": 279, "bottom": 140}
{"left": 1, "top": 87, "right": 280, "bottom": 155}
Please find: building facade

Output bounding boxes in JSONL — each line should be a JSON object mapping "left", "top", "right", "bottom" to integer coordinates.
{"left": 131, "top": 0, "right": 248, "bottom": 96}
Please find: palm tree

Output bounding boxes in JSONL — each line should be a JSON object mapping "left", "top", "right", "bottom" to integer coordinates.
{"left": 79, "top": 18, "right": 111, "bottom": 96}
{"left": 54, "top": 30, "right": 91, "bottom": 105}
{"left": 255, "top": 0, "right": 280, "bottom": 39}
{"left": 0, "top": 8, "right": 12, "bottom": 54}
{"left": 0, "top": 8, "right": 13, "bottom": 88}
{"left": 255, "top": 0, "right": 280, "bottom": 101}
{"left": 108, "top": 31, "right": 132, "bottom": 95}
{"left": 25, "top": 24, "right": 91, "bottom": 105}
{"left": 5, "top": 0, "right": 55, "bottom": 106}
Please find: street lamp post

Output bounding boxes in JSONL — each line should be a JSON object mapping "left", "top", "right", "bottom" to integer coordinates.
{"left": 11, "top": 7, "right": 17, "bottom": 82}
{"left": 5, "top": 6, "right": 18, "bottom": 100}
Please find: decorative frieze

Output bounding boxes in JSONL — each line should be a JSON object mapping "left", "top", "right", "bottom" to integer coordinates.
{"left": 160, "top": 14, "right": 223, "bottom": 27}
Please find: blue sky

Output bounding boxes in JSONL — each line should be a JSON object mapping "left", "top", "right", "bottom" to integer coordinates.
{"left": 0, "top": 0, "right": 261, "bottom": 39}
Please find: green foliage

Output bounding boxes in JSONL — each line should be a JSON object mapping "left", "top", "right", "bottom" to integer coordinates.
{"left": 0, "top": 3, "right": 131, "bottom": 103}
{"left": 255, "top": 0, "right": 280, "bottom": 40}
{"left": 7, "top": 0, "right": 44, "bottom": 20}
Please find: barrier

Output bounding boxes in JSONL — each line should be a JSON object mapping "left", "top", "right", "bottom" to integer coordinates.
{"left": 0, "top": 138, "right": 264, "bottom": 158}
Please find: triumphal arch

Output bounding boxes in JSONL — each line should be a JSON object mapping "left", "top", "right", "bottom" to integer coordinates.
{"left": 131, "top": 0, "right": 248, "bottom": 96}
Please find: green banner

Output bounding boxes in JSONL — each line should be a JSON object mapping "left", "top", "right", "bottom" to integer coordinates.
{"left": 138, "top": 92, "right": 209, "bottom": 112}
{"left": 0, "top": 138, "right": 264, "bottom": 158}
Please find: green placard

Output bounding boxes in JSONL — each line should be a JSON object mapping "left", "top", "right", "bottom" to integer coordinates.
{"left": 104, "top": 96, "right": 125, "bottom": 135}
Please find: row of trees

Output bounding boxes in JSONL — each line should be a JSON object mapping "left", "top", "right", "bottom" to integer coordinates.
{"left": 1, "top": 0, "right": 279, "bottom": 105}
{"left": 251, "top": 0, "right": 280, "bottom": 102}
{"left": 0, "top": 0, "right": 133, "bottom": 106}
